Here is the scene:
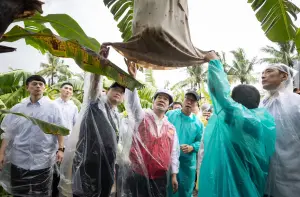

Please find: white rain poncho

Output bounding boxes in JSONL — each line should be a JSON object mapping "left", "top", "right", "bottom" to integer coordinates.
{"left": 261, "top": 63, "right": 300, "bottom": 197}
{"left": 114, "top": 89, "right": 179, "bottom": 197}
{"left": 58, "top": 74, "right": 120, "bottom": 197}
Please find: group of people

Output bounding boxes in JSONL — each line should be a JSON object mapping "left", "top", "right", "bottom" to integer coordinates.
{"left": 0, "top": 50, "right": 299, "bottom": 197}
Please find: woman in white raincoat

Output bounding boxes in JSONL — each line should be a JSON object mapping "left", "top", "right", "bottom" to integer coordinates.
{"left": 261, "top": 63, "right": 300, "bottom": 197}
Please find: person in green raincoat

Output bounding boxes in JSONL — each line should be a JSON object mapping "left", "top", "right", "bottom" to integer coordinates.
{"left": 198, "top": 51, "right": 276, "bottom": 197}
{"left": 166, "top": 90, "right": 203, "bottom": 197}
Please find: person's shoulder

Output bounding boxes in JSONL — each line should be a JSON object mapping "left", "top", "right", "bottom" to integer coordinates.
{"left": 9, "top": 102, "right": 24, "bottom": 112}
{"left": 166, "top": 109, "right": 180, "bottom": 116}
{"left": 45, "top": 97, "right": 61, "bottom": 109}
{"left": 251, "top": 107, "right": 276, "bottom": 126}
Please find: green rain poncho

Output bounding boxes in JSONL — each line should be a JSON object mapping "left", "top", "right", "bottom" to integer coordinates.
{"left": 166, "top": 109, "right": 203, "bottom": 197}
{"left": 198, "top": 60, "right": 276, "bottom": 197}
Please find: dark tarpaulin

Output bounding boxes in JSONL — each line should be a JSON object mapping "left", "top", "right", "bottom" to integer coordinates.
{"left": 105, "top": 0, "right": 208, "bottom": 70}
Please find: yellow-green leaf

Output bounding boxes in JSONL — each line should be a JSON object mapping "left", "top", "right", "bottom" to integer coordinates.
{"left": 1, "top": 26, "right": 143, "bottom": 91}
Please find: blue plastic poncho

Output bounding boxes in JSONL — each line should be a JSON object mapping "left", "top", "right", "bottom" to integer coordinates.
{"left": 166, "top": 109, "right": 203, "bottom": 197}
{"left": 198, "top": 60, "right": 276, "bottom": 197}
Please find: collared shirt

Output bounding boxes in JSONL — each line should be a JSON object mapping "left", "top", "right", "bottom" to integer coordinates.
{"left": 54, "top": 97, "right": 78, "bottom": 145}
{"left": 1, "top": 96, "right": 65, "bottom": 170}
{"left": 98, "top": 96, "right": 121, "bottom": 136}
{"left": 125, "top": 89, "right": 180, "bottom": 174}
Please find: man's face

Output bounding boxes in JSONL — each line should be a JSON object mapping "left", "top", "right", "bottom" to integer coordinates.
{"left": 107, "top": 87, "right": 125, "bottom": 105}
{"left": 182, "top": 94, "right": 197, "bottom": 114}
{"left": 26, "top": 80, "right": 45, "bottom": 96}
{"left": 262, "top": 68, "right": 288, "bottom": 90}
{"left": 153, "top": 93, "right": 170, "bottom": 112}
{"left": 60, "top": 85, "right": 73, "bottom": 98}
{"left": 173, "top": 104, "right": 182, "bottom": 110}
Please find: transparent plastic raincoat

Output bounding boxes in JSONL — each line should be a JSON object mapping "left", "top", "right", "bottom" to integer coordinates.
{"left": 58, "top": 74, "right": 119, "bottom": 197}
{"left": 116, "top": 88, "right": 179, "bottom": 197}
{"left": 198, "top": 60, "right": 276, "bottom": 197}
{"left": 166, "top": 109, "right": 203, "bottom": 197}
{"left": 0, "top": 96, "right": 65, "bottom": 197}
{"left": 260, "top": 63, "right": 300, "bottom": 197}
{"left": 105, "top": 0, "right": 208, "bottom": 69}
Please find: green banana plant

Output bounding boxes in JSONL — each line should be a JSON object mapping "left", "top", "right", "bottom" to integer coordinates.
{"left": 0, "top": 14, "right": 143, "bottom": 90}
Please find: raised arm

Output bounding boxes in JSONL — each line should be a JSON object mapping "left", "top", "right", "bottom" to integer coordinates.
{"left": 204, "top": 52, "right": 235, "bottom": 113}
{"left": 125, "top": 59, "right": 145, "bottom": 124}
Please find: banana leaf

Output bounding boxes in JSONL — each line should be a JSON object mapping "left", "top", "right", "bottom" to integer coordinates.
{"left": 103, "top": 0, "right": 133, "bottom": 41}
{"left": 0, "top": 110, "right": 69, "bottom": 136}
{"left": 0, "top": 26, "right": 143, "bottom": 90}
{"left": 248, "top": 0, "right": 300, "bottom": 42}
{"left": 16, "top": 14, "right": 101, "bottom": 53}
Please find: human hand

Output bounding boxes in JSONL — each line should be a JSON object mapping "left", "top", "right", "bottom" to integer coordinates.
{"left": 172, "top": 174, "right": 178, "bottom": 193}
{"left": 202, "top": 111, "right": 212, "bottom": 120}
{"left": 99, "top": 44, "right": 110, "bottom": 58}
{"left": 125, "top": 58, "right": 137, "bottom": 78}
{"left": 204, "top": 51, "right": 219, "bottom": 62}
{"left": 0, "top": 154, "right": 5, "bottom": 170}
{"left": 56, "top": 150, "right": 64, "bottom": 164}
{"left": 181, "top": 144, "right": 194, "bottom": 154}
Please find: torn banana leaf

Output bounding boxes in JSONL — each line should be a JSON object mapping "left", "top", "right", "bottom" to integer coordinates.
{"left": 0, "top": 109, "right": 69, "bottom": 136}
{"left": 0, "top": 26, "right": 143, "bottom": 90}
{"left": 248, "top": 0, "right": 300, "bottom": 42}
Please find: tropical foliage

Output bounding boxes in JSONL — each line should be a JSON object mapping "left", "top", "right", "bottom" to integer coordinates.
{"left": 229, "top": 48, "right": 258, "bottom": 84}
{"left": 0, "top": 14, "right": 142, "bottom": 90}
{"left": 247, "top": 0, "right": 300, "bottom": 52}
{"left": 260, "top": 41, "right": 300, "bottom": 67}
{"left": 38, "top": 53, "right": 73, "bottom": 85}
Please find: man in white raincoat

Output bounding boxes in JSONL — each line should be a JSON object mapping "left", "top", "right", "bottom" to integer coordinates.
{"left": 261, "top": 63, "right": 300, "bottom": 197}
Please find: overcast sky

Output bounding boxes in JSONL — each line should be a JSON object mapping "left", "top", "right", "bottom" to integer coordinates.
{"left": 1, "top": 0, "right": 299, "bottom": 89}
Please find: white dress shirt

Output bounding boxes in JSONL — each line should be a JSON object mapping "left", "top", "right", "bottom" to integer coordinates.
{"left": 1, "top": 96, "right": 65, "bottom": 170}
{"left": 125, "top": 89, "right": 180, "bottom": 174}
{"left": 54, "top": 97, "right": 78, "bottom": 145}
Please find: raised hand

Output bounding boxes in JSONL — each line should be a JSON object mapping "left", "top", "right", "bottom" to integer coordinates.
{"left": 204, "top": 51, "right": 220, "bottom": 62}
{"left": 124, "top": 58, "right": 137, "bottom": 78}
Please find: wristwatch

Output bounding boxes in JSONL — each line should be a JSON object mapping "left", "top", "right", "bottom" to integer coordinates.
{"left": 58, "top": 147, "right": 65, "bottom": 152}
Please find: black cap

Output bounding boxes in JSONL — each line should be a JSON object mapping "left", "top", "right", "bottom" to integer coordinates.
{"left": 185, "top": 90, "right": 200, "bottom": 101}
{"left": 109, "top": 82, "right": 125, "bottom": 92}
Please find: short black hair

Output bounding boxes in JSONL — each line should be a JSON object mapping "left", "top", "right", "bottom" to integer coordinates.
{"left": 231, "top": 84, "right": 260, "bottom": 109}
{"left": 26, "top": 75, "right": 46, "bottom": 86}
{"left": 61, "top": 82, "right": 74, "bottom": 88}
{"left": 109, "top": 82, "right": 125, "bottom": 93}
{"left": 293, "top": 87, "right": 298, "bottom": 92}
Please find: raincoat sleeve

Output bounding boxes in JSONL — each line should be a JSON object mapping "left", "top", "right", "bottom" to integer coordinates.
{"left": 190, "top": 121, "right": 203, "bottom": 152}
{"left": 171, "top": 129, "right": 180, "bottom": 174}
{"left": 208, "top": 59, "right": 235, "bottom": 113}
{"left": 197, "top": 129, "right": 205, "bottom": 172}
{"left": 125, "top": 88, "right": 145, "bottom": 125}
